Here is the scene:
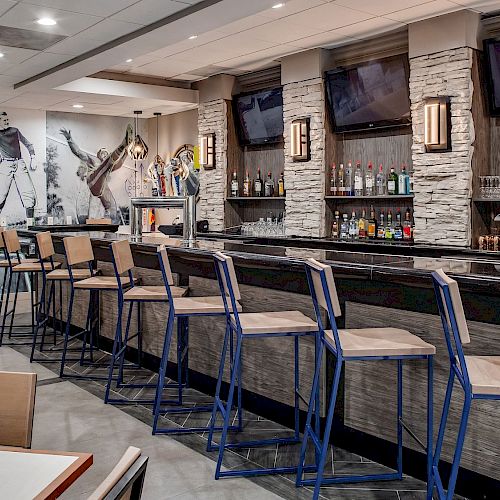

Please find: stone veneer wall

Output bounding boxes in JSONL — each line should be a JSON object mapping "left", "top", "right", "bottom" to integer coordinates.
{"left": 409, "top": 47, "right": 474, "bottom": 246}
{"left": 197, "top": 99, "right": 227, "bottom": 232}
{"left": 283, "top": 77, "right": 326, "bottom": 237}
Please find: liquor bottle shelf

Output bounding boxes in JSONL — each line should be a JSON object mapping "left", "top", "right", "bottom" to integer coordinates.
{"left": 227, "top": 197, "right": 286, "bottom": 202}
{"left": 325, "top": 195, "right": 414, "bottom": 200}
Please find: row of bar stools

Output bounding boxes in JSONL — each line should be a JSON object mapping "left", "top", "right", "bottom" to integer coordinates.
{"left": 297, "top": 258, "right": 436, "bottom": 500}
{"left": 209, "top": 252, "right": 319, "bottom": 478}
{"left": 104, "top": 239, "right": 187, "bottom": 405}
{"left": 1, "top": 229, "right": 59, "bottom": 347}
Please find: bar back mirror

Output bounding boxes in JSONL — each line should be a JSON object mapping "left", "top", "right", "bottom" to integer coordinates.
{"left": 290, "top": 118, "right": 310, "bottom": 162}
{"left": 200, "top": 133, "right": 216, "bottom": 169}
{"left": 424, "top": 97, "right": 451, "bottom": 152}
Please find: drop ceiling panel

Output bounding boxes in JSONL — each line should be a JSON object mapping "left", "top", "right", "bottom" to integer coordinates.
{"left": 76, "top": 19, "right": 144, "bottom": 42}
{"left": 385, "top": 0, "right": 460, "bottom": 22}
{"left": 0, "top": 3, "right": 103, "bottom": 37}
{"left": 0, "top": 1, "right": 14, "bottom": 17}
{"left": 257, "top": 0, "right": 330, "bottom": 19}
{"left": 2, "top": 51, "right": 70, "bottom": 78}
{"left": 19, "top": 0, "right": 139, "bottom": 17}
{"left": 45, "top": 33, "right": 107, "bottom": 56}
{"left": 328, "top": 17, "right": 406, "bottom": 44}
{"left": 451, "top": 0, "right": 500, "bottom": 12}
{"left": 0, "top": 45, "right": 39, "bottom": 66}
{"left": 335, "top": 0, "right": 439, "bottom": 16}
{"left": 133, "top": 58, "right": 202, "bottom": 78}
{"left": 214, "top": 13, "right": 274, "bottom": 36}
{"left": 112, "top": 0, "right": 195, "bottom": 26}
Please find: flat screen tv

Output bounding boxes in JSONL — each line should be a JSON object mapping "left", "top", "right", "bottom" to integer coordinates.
{"left": 484, "top": 39, "right": 500, "bottom": 116}
{"left": 325, "top": 54, "right": 411, "bottom": 133}
{"left": 234, "top": 88, "right": 284, "bottom": 146}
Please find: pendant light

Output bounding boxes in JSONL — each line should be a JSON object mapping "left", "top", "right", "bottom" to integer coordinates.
{"left": 128, "top": 110, "right": 149, "bottom": 160}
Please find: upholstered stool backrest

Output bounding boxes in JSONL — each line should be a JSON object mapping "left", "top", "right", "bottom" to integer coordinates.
{"left": 36, "top": 232, "right": 55, "bottom": 260}
{"left": 2, "top": 229, "right": 21, "bottom": 254}
{"left": 434, "top": 269, "right": 470, "bottom": 345}
{"left": 214, "top": 252, "right": 241, "bottom": 301}
{"left": 111, "top": 240, "right": 134, "bottom": 275}
{"left": 157, "top": 245, "right": 174, "bottom": 286}
{"left": 63, "top": 235, "right": 94, "bottom": 266}
{"left": 306, "top": 258, "right": 342, "bottom": 318}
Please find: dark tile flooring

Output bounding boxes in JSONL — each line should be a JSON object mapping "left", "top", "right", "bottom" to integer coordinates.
{"left": 9, "top": 331, "right": 464, "bottom": 500}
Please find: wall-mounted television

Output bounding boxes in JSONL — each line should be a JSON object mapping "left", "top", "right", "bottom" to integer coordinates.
{"left": 484, "top": 39, "right": 500, "bottom": 116}
{"left": 233, "top": 88, "right": 284, "bottom": 146}
{"left": 325, "top": 54, "right": 411, "bottom": 133}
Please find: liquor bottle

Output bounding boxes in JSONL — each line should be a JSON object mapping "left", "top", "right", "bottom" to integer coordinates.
{"left": 354, "top": 160, "right": 364, "bottom": 197}
{"left": 403, "top": 208, "right": 413, "bottom": 240}
{"left": 398, "top": 164, "right": 408, "bottom": 195}
{"left": 349, "top": 211, "right": 358, "bottom": 240}
{"left": 377, "top": 210, "right": 385, "bottom": 239}
{"left": 254, "top": 168, "right": 262, "bottom": 197}
{"left": 330, "top": 163, "right": 337, "bottom": 196}
{"left": 331, "top": 211, "right": 340, "bottom": 239}
{"left": 264, "top": 171, "right": 274, "bottom": 197}
{"left": 387, "top": 165, "right": 398, "bottom": 195}
{"left": 376, "top": 164, "right": 385, "bottom": 196}
{"left": 345, "top": 161, "right": 353, "bottom": 196}
{"left": 340, "top": 214, "right": 349, "bottom": 240}
{"left": 394, "top": 209, "right": 403, "bottom": 240}
{"left": 367, "top": 205, "right": 377, "bottom": 239}
{"left": 231, "top": 171, "right": 239, "bottom": 197}
{"left": 365, "top": 162, "right": 375, "bottom": 196}
{"left": 243, "top": 170, "right": 251, "bottom": 197}
{"left": 409, "top": 166, "right": 414, "bottom": 194}
{"left": 358, "top": 209, "right": 367, "bottom": 239}
{"left": 338, "top": 163, "right": 345, "bottom": 196}
{"left": 278, "top": 172, "right": 285, "bottom": 197}
{"left": 385, "top": 210, "right": 394, "bottom": 239}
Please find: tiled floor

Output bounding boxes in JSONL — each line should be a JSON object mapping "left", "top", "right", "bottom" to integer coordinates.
{"left": 3, "top": 333, "right": 462, "bottom": 500}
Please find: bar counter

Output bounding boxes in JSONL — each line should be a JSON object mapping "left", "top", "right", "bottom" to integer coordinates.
{"left": 21, "top": 229, "right": 500, "bottom": 498}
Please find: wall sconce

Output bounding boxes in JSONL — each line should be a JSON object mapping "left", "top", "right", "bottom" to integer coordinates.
{"left": 424, "top": 97, "right": 451, "bottom": 152}
{"left": 200, "top": 133, "right": 215, "bottom": 169}
{"left": 290, "top": 118, "right": 310, "bottom": 161}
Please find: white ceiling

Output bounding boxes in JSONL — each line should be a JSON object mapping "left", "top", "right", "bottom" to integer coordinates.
{"left": 0, "top": 0, "right": 498, "bottom": 117}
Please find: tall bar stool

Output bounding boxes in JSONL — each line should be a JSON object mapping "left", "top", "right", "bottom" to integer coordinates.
{"left": 59, "top": 235, "right": 133, "bottom": 379}
{"left": 152, "top": 246, "right": 243, "bottom": 435}
{"left": 209, "top": 252, "right": 318, "bottom": 479}
{"left": 104, "top": 239, "right": 187, "bottom": 405}
{"left": 430, "top": 269, "right": 500, "bottom": 499}
{"left": 296, "top": 259, "right": 436, "bottom": 500}
{"left": 30, "top": 231, "right": 92, "bottom": 363}
{"left": 0, "top": 229, "right": 60, "bottom": 347}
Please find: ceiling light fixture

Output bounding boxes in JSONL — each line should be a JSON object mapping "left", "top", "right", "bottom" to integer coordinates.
{"left": 36, "top": 17, "right": 57, "bottom": 26}
{"left": 188, "top": 35, "right": 198, "bottom": 40}
{"left": 0, "top": 53, "right": 4, "bottom": 58}
{"left": 126, "top": 58, "right": 133, "bottom": 63}
{"left": 72, "top": 104, "right": 84, "bottom": 109}
{"left": 272, "top": 3, "right": 284, "bottom": 8}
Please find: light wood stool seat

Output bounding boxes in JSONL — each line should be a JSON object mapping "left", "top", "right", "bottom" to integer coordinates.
{"left": 124, "top": 285, "right": 187, "bottom": 301}
{"left": 11, "top": 261, "right": 61, "bottom": 273}
{"left": 172, "top": 295, "right": 241, "bottom": 315}
{"left": 46, "top": 268, "right": 92, "bottom": 281}
{"left": 238, "top": 310, "right": 317, "bottom": 335}
{"left": 0, "top": 258, "right": 38, "bottom": 267}
{"left": 463, "top": 355, "right": 500, "bottom": 396}
{"left": 74, "top": 275, "right": 136, "bottom": 290}
{"left": 326, "top": 328, "right": 436, "bottom": 358}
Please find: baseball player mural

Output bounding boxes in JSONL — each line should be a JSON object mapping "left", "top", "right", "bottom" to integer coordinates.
{"left": 0, "top": 111, "right": 37, "bottom": 220}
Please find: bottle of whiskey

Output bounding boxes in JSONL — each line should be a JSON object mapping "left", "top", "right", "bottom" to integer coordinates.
{"left": 338, "top": 163, "right": 345, "bottom": 196}
{"left": 331, "top": 211, "right": 340, "bottom": 239}
{"left": 377, "top": 210, "right": 385, "bottom": 239}
{"left": 340, "top": 214, "right": 349, "bottom": 240}
{"left": 367, "top": 205, "right": 377, "bottom": 239}
{"left": 385, "top": 210, "right": 394, "bottom": 239}
{"left": 387, "top": 165, "right": 398, "bottom": 195}
{"left": 349, "top": 211, "right": 358, "bottom": 240}
{"left": 278, "top": 172, "right": 285, "bottom": 197}
{"left": 354, "top": 160, "right": 364, "bottom": 197}
{"left": 243, "top": 170, "right": 251, "bottom": 197}
{"left": 365, "top": 162, "right": 375, "bottom": 196}
{"left": 358, "top": 209, "right": 367, "bottom": 239}
{"left": 231, "top": 171, "right": 239, "bottom": 197}
{"left": 345, "top": 161, "right": 353, "bottom": 196}
{"left": 330, "top": 163, "right": 337, "bottom": 196}
{"left": 376, "top": 164, "right": 385, "bottom": 196}
{"left": 394, "top": 209, "right": 403, "bottom": 240}
{"left": 403, "top": 207, "right": 413, "bottom": 240}
{"left": 264, "top": 171, "right": 274, "bottom": 197}
{"left": 254, "top": 168, "right": 263, "bottom": 197}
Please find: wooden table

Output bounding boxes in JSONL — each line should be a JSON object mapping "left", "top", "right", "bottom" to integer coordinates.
{"left": 0, "top": 447, "right": 93, "bottom": 499}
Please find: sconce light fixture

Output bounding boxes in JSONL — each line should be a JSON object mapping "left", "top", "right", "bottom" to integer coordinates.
{"left": 290, "top": 118, "right": 310, "bottom": 161}
{"left": 424, "top": 97, "right": 451, "bottom": 152}
{"left": 200, "top": 133, "right": 215, "bottom": 169}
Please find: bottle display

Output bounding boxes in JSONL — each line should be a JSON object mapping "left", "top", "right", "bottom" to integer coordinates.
{"left": 340, "top": 214, "right": 349, "bottom": 240}
{"left": 387, "top": 165, "right": 398, "bottom": 195}
{"left": 265, "top": 171, "right": 274, "bottom": 197}
{"left": 330, "top": 163, "right": 337, "bottom": 196}
{"left": 385, "top": 210, "right": 393, "bottom": 240}
{"left": 278, "top": 172, "right": 285, "bottom": 197}
{"left": 349, "top": 211, "right": 358, "bottom": 240}
{"left": 398, "top": 164, "right": 409, "bottom": 195}
{"left": 403, "top": 207, "right": 413, "bottom": 240}
{"left": 365, "top": 162, "right": 375, "bottom": 196}
{"left": 231, "top": 171, "right": 239, "bottom": 197}
{"left": 332, "top": 211, "right": 340, "bottom": 239}
{"left": 377, "top": 210, "right": 385, "bottom": 239}
{"left": 367, "top": 205, "right": 377, "bottom": 239}
{"left": 354, "top": 161, "right": 364, "bottom": 196}
{"left": 358, "top": 209, "right": 367, "bottom": 239}
{"left": 338, "top": 163, "right": 345, "bottom": 196}
{"left": 394, "top": 209, "right": 403, "bottom": 240}
{"left": 254, "top": 168, "right": 262, "bottom": 197}
{"left": 376, "top": 164, "right": 385, "bottom": 196}
{"left": 243, "top": 170, "right": 251, "bottom": 197}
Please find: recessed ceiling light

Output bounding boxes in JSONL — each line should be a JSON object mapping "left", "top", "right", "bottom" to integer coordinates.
{"left": 272, "top": 3, "right": 284, "bottom": 8}
{"left": 0, "top": 53, "right": 4, "bottom": 58}
{"left": 188, "top": 35, "right": 198, "bottom": 40}
{"left": 126, "top": 58, "right": 133, "bottom": 63}
{"left": 72, "top": 104, "right": 84, "bottom": 109}
{"left": 36, "top": 18, "right": 57, "bottom": 26}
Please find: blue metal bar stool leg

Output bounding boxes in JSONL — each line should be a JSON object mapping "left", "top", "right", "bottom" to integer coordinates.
{"left": 6, "top": 270, "right": 21, "bottom": 339}
{"left": 0, "top": 266, "right": 13, "bottom": 345}
{"left": 59, "top": 288, "right": 75, "bottom": 377}
{"left": 397, "top": 360, "right": 403, "bottom": 479}
{"left": 104, "top": 293, "right": 124, "bottom": 403}
{"left": 30, "top": 274, "right": 49, "bottom": 361}
{"left": 117, "top": 301, "right": 134, "bottom": 386}
{"left": 426, "top": 356, "right": 434, "bottom": 500}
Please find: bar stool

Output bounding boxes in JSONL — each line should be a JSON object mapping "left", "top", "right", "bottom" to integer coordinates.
{"left": 59, "top": 235, "right": 134, "bottom": 379}
{"left": 30, "top": 231, "right": 92, "bottom": 363}
{"left": 209, "top": 252, "right": 318, "bottom": 479}
{"left": 296, "top": 259, "right": 436, "bottom": 500}
{"left": 152, "top": 246, "right": 243, "bottom": 435}
{"left": 0, "top": 229, "right": 60, "bottom": 347}
{"left": 430, "top": 269, "right": 500, "bottom": 499}
{"left": 104, "top": 239, "right": 187, "bottom": 405}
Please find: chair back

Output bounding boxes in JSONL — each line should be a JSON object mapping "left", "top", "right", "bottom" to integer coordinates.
{"left": 305, "top": 258, "right": 342, "bottom": 353}
{"left": 2, "top": 229, "right": 21, "bottom": 253}
{"left": 86, "top": 218, "right": 112, "bottom": 225}
{"left": 213, "top": 252, "right": 242, "bottom": 330}
{"left": 157, "top": 246, "right": 174, "bottom": 287}
{"left": 88, "top": 446, "right": 148, "bottom": 500}
{"left": 111, "top": 240, "right": 134, "bottom": 275}
{"left": 64, "top": 235, "right": 94, "bottom": 266}
{"left": 432, "top": 269, "right": 470, "bottom": 382}
{"left": 36, "top": 232, "right": 55, "bottom": 260}
{"left": 0, "top": 371, "right": 37, "bottom": 448}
